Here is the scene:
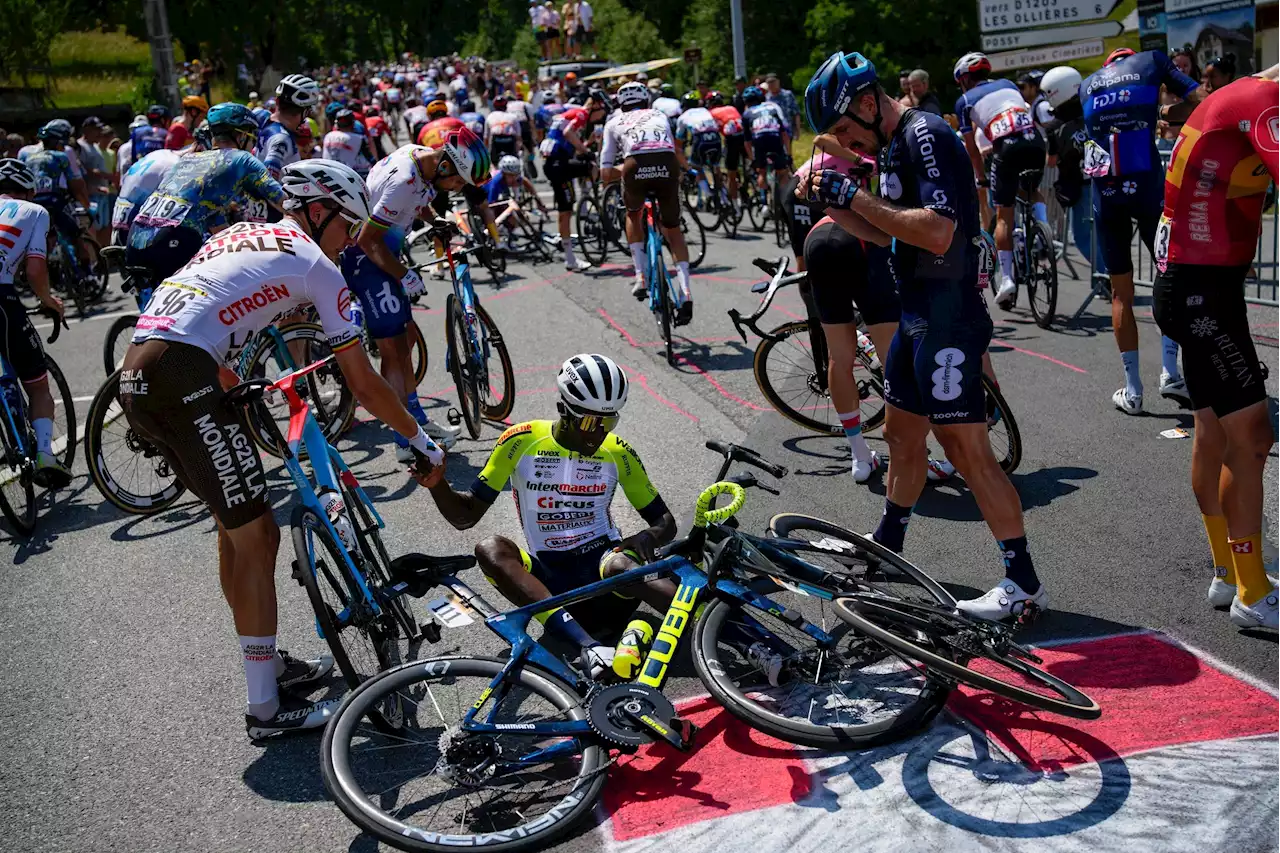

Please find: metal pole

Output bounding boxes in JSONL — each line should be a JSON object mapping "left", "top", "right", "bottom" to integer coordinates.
{"left": 144, "top": 0, "right": 181, "bottom": 113}
{"left": 730, "top": 0, "right": 746, "bottom": 79}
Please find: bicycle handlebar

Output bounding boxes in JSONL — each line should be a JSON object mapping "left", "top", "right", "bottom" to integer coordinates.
{"left": 40, "top": 307, "right": 68, "bottom": 345}
{"left": 706, "top": 439, "right": 788, "bottom": 479}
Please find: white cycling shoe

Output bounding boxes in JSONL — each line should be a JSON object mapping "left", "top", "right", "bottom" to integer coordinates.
{"left": 852, "top": 451, "right": 882, "bottom": 484}
{"left": 580, "top": 645, "right": 616, "bottom": 678}
{"left": 424, "top": 418, "right": 461, "bottom": 450}
{"left": 1112, "top": 387, "right": 1143, "bottom": 415}
{"left": 1208, "top": 571, "right": 1277, "bottom": 607}
{"left": 747, "top": 642, "right": 784, "bottom": 687}
{"left": 926, "top": 457, "right": 956, "bottom": 482}
{"left": 994, "top": 277, "right": 1017, "bottom": 310}
{"left": 565, "top": 257, "right": 592, "bottom": 273}
{"left": 1229, "top": 588, "right": 1279, "bottom": 630}
{"left": 1159, "top": 372, "right": 1192, "bottom": 409}
{"left": 956, "top": 578, "right": 1048, "bottom": 621}
{"left": 631, "top": 277, "right": 647, "bottom": 299}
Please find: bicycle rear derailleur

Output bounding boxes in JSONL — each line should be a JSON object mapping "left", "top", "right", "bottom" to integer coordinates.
{"left": 587, "top": 684, "right": 696, "bottom": 752}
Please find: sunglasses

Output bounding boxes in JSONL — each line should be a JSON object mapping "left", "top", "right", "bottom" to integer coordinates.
{"left": 557, "top": 400, "right": 618, "bottom": 434}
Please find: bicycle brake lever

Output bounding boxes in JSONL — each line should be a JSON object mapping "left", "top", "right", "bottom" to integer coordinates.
{"left": 726, "top": 309, "right": 748, "bottom": 344}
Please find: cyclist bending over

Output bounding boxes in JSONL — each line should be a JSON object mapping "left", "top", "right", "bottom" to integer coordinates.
{"left": 120, "top": 160, "right": 444, "bottom": 738}
{"left": 602, "top": 82, "right": 695, "bottom": 324}
{"left": 0, "top": 159, "right": 70, "bottom": 487}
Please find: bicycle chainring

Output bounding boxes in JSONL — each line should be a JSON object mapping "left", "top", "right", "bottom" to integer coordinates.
{"left": 586, "top": 684, "right": 677, "bottom": 748}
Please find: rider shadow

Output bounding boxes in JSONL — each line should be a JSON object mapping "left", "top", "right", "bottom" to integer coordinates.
{"left": 671, "top": 341, "right": 755, "bottom": 374}
{"left": 909, "top": 465, "right": 1099, "bottom": 522}
{"left": 780, "top": 435, "right": 855, "bottom": 478}
{"left": 241, "top": 720, "right": 342, "bottom": 805}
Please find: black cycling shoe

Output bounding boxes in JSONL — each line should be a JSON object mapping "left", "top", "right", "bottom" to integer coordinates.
{"left": 276, "top": 650, "right": 334, "bottom": 689}
{"left": 674, "top": 300, "right": 694, "bottom": 327}
{"left": 245, "top": 691, "right": 342, "bottom": 740}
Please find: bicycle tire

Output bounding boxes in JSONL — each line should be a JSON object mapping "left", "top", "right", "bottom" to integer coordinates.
{"left": 0, "top": 401, "right": 36, "bottom": 535}
{"left": 445, "top": 294, "right": 483, "bottom": 439}
{"left": 44, "top": 355, "right": 76, "bottom": 471}
{"left": 720, "top": 187, "right": 739, "bottom": 238}
{"left": 833, "top": 596, "right": 1101, "bottom": 719}
{"left": 84, "top": 370, "right": 185, "bottom": 515}
{"left": 684, "top": 178, "right": 722, "bottom": 232}
{"left": 575, "top": 196, "right": 609, "bottom": 267}
{"left": 408, "top": 318, "right": 429, "bottom": 385}
{"left": 476, "top": 304, "right": 516, "bottom": 422}
{"left": 1028, "top": 221, "right": 1059, "bottom": 329}
{"left": 340, "top": 474, "right": 419, "bottom": 642}
{"left": 692, "top": 594, "right": 950, "bottom": 749}
{"left": 752, "top": 321, "right": 886, "bottom": 435}
{"left": 650, "top": 240, "right": 675, "bottom": 366}
{"left": 290, "top": 503, "right": 404, "bottom": 733}
{"left": 680, "top": 208, "right": 707, "bottom": 269}
{"left": 321, "top": 656, "right": 609, "bottom": 853}
{"left": 773, "top": 196, "right": 788, "bottom": 248}
{"left": 983, "top": 374, "right": 1022, "bottom": 474}
{"left": 102, "top": 314, "right": 139, "bottom": 376}
{"left": 743, "top": 183, "right": 765, "bottom": 231}
{"left": 603, "top": 183, "right": 629, "bottom": 255}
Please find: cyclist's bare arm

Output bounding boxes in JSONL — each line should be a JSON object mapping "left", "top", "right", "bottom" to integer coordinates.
{"left": 24, "top": 256, "right": 62, "bottom": 319}
{"left": 826, "top": 208, "right": 891, "bottom": 247}
{"left": 356, "top": 220, "right": 408, "bottom": 279}
{"left": 333, "top": 343, "right": 419, "bottom": 437}
{"left": 962, "top": 131, "right": 986, "bottom": 187}
{"left": 421, "top": 475, "right": 491, "bottom": 529}
{"left": 813, "top": 133, "right": 864, "bottom": 164}
{"left": 68, "top": 177, "right": 90, "bottom": 210}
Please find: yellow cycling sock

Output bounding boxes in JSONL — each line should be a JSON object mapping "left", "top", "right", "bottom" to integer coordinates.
{"left": 1229, "top": 533, "right": 1270, "bottom": 605}
{"left": 486, "top": 221, "right": 501, "bottom": 242}
{"left": 1203, "top": 515, "right": 1235, "bottom": 585}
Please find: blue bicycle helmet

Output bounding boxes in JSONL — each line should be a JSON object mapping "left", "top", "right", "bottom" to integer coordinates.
{"left": 742, "top": 85, "right": 765, "bottom": 106}
{"left": 804, "top": 51, "right": 879, "bottom": 133}
{"left": 325, "top": 101, "right": 345, "bottom": 121}
{"left": 206, "top": 102, "right": 259, "bottom": 134}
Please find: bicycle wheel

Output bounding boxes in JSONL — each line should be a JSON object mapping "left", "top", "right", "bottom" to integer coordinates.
{"left": 719, "top": 184, "right": 739, "bottom": 238}
{"left": 773, "top": 196, "right": 788, "bottom": 248}
{"left": 0, "top": 404, "right": 36, "bottom": 535}
{"left": 693, "top": 590, "right": 950, "bottom": 749}
{"left": 650, "top": 245, "right": 675, "bottom": 366}
{"left": 44, "top": 355, "right": 76, "bottom": 471}
{"left": 1027, "top": 221, "right": 1059, "bottom": 329}
{"left": 603, "top": 183, "right": 629, "bottom": 254}
{"left": 742, "top": 182, "right": 765, "bottom": 231}
{"left": 679, "top": 208, "right": 707, "bottom": 269}
{"left": 445, "top": 294, "right": 483, "bottom": 439}
{"left": 340, "top": 476, "right": 420, "bottom": 642}
{"left": 984, "top": 375, "right": 1022, "bottom": 474}
{"left": 408, "top": 318, "right": 429, "bottom": 385}
{"left": 290, "top": 504, "right": 404, "bottom": 733}
{"left": 102, "top": 314, "right": 139, "bottom": 376}
{"left": 753, "top": 320, "right": 886, "bottom": 436}
{"left": 833, "top": 596, "right": 1101, "bottom": 719}
{"left": 321, "top": 656, "right": 609, "bottom": 853}
{"left": 242, "top": 323, "right": 356, "bottom": 458}
{"left": 84, "top": 370, "right": 185, "bottom": 515}
{"left": 476, "top": 304, "right": 516, "bottom": 422}
{"left": 575, "top": 196, "right": 609, "bottom": 267}
{"left": 684, "top": 178, "right": 722, "bottom": 232}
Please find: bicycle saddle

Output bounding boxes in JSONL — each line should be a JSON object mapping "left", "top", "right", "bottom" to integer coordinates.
{"left": 221, "top": 378, "right": 272, "bottom": 410}
{"left": 389, "top": 552, "right": 477, "bottom": 597}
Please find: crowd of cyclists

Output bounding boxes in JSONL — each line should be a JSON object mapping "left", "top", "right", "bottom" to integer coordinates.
{"left": 0, "top": 42, "right": 1274, "bottom": 746}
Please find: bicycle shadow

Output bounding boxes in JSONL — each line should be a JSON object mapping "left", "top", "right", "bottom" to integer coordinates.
{"left": 779, "top": 435, "right": 853, "bottom": 478}
{"left": 671, "top": 341, "right": 755, "bottom": 375}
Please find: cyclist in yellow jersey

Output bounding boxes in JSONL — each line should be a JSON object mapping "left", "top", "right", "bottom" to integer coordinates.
{"left": 416, "top": 354, "right": 677, "bottom": 670}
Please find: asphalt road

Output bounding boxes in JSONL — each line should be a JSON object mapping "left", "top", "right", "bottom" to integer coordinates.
{"left": 2, "top": 200, "right": 1276, "bottom": 853}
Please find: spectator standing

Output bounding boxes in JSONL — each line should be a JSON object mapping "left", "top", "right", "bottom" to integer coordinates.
{"left": 561, "top": 1, "right": 577, "bottom": 59}
{"left": 764, "top": 73, "right": 800, "bottom": 138}
{"left": 908, "top": 69, "right": 943, "bottom": 115}
{"left": 74, "top": 118, "right": 112, "bottom": 247}
{"left": 898, "top": 70, "right": 915, "bottom": 106}
{"left": 1041, "top": 66, "right": 1107, "bottom": 277}
{"left": 1201, "top": 54, "right": 1237, "bottom": 92}
{"left": 544, "top": 2, "right": 562, "bottom": 60}
{"left": 731, "top": 75, "right": 748, "bottom": 113}
{"left": 576, "top": 0, "right": 595, "bottom": 58}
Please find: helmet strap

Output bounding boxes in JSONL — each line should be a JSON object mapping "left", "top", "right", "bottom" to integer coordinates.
{"left": 845, "top": 87, "right": 888, "bottom": 151}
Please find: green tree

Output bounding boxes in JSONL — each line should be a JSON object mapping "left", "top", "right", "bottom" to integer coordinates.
{"left": 1, "top": 0, "right": 72, "bottom": 86}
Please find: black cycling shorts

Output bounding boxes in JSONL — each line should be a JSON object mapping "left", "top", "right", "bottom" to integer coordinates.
{"left": 520, "top": 537, "right": 640, "bottom": 628}
{"left": 724, "top": 134, "right": 745, "bottom": 172}
{"left": 621, "top": 152, "right": 680, "bottom": 228}
{"left": 120, "top": 339, "right": 268, "bottom": 529}
{"left": 0, "top": 291, "right": 47, "bottom": 383}
{"left": 1153, "top": 263, "right": 1267, "bottom": 418}
{"left": 989, "top": 134, "right": 1046, "bottom": 207}
{"left": 803, "top": 220, "right": 902, "bottom": 327}
{"left": 1092, "top": 171, "right": 1161, "bottom": 276}
{"left": 36, "top": 195, "right": 79, "bottom": 244}
{"left": 883, "top": 307, "right": 993, "bottom": 425}
{"left": 490, "top": 136, "right": 519, "bottom": 163}
{"left": 690, "top": 131, "right": 722, "bottom": 168}
{"left": 751, "top": 135, "right": 789, "bottom": 171}
{"left": 543, "top": 156, "right": 593, "bottom": 213}
{"left": 781, "top": 173, "right": 822, "bottom": 257}
{"left": 125, "top": 225, "right": 204, "bottom": 281}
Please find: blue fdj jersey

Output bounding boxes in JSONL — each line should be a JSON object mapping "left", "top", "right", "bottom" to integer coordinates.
{"left": 24, "top": 149, "right": 78, "bottom": 200}
{"left": 1081, "top": 50, "right": 1198, "bottom": 176}
{"left": 535, "top": 104, "right": 566, "bottom": 131}
{"left": 878, "top": 109, "right": 986, "bottom": 318}
{"left": 542, "top": 121, "right": 576, "bottom": 160}
{"left": 256, "top": 120, "right": 299, "bottom": 177}
{"left": 130, "top": 125, "right": 169, "bottom": 160}
{"left": 127, "top": 149, "right": 285, "bottom": 248}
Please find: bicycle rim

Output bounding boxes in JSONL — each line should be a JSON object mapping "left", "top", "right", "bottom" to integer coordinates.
{"left": 833, "top": 596, "right": 1101, "bottom": 719}
{"left": 1029, "top": 222, "right": 1058, "bottom": 329}
{"left": 0, "top": 410, "right": 36, "bottom": 535}
{"left": 476, "top": 305, "right": 516, "bottom": 422}
{"left": 752, "top": 321, "right": 841, "bottom": 435}
{"left": 43, "top": 355, "right": 76, "bottom": 471}
{"left": 341, "top": 478, "right": 419, "bottom": 642}
{"left": 446, "top": 295, "right": 482, "bottom": 439}
{"left": 321, "top": 657, "right": 608, "bottom": 853}
{"left": 408, "top": 319, "right": 429, "bottom": 385}
{"left": 603, "top": 185, "right": 629, "bottom": 254}
{"left": 245, "top": 323, "right": 352, "bottom": 457}
{"left": 102, "top": 314, "right": 139, "bottom": 376}
{"left": 983, "top": 375, "right": 1022, "bottom": 474}
{"left": 291, "top": 505, "right": 404, "bottom": 732}
{"left": 575, "top": 199, "right": 607, "bottom": 267}
{"left": 682, "top": 210, "right": 707, "bottom": 269}
{"left": 652, "top": 249, "right": 674, "bottom": 366}
{"left": 85, "top": 371, "right": 185, "bottom": 515}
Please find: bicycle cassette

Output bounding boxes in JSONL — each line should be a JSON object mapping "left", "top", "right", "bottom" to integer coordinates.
{"left": 586, "top": 684, "right": 680, "bottom": 749}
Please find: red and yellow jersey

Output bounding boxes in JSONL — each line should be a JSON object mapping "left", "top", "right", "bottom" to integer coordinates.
{"left": 417, "top": 116, "right": 463, "bottom": 148}
{"left": 1161, "top": 76, "right": 1278, "bottom": 267}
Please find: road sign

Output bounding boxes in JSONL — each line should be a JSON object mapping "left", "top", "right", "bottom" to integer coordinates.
{"left": 982, "top": 19, "right": 1124, "bottom": 50}
{"left": 684, "top": 47, "right": 703, "bottom": 65}
{"left": 988, "top": 38, "right": 1106, "bottom": 71}
{"left": 979, "top": 0, "right": 1121, "bottom": 33}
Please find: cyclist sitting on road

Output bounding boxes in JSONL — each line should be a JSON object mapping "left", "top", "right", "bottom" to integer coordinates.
{"left": 23, "top": 122, "right": 93, "bottom": 274}
{"left": 675, "top": 92, "right": 723, "bottom": 207}
{"left": 120, "top": 159, "right": 445, "bottom": 739}
{"left": 706, "top": 91, "right": 746, "bottom": 207}
{"left": 539, "top": 101, "right": 604, "bottom": 272}
{"left": 601, "top": 82, "right": 695, "bottom": 323}
{"left": 413, "top": 353, "right": 677, "bottom": 673}
{"left": 342, "top": 131, "right": 490, "bottom": 461}
{"left": 125, "top": 103, "right": 286, "bottom": 281}
{"left": 0, "top": 159, "right": 71, "bottom": 488}
{"left": 741, "top": 85, "right": 793, "bottom": 213}
{"left": 804, "top": 50, "right": 1040, "bottom": 620}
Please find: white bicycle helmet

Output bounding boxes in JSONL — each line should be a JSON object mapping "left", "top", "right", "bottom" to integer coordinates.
{"left": 615, "top": 81, "right": 650, "bottom": 110}
{"left": 280, "top": 159, "right": 371, "bottom": 222}
{"left": 953, "top": 52, "right": 992, "bottom": 82}
{"left": 276, "top": 74, "right": 322, "bottom": 108}
{"left": 498, "top": 155, "right": 522, "bottom": 175}
{"left": 557, "top": 354, "right": 628, "bottom": 415}
{"left": 1040, "top": 66, "right": 1083, "bottom": 110}
{"left": 0, "top": 158, "right": 36, "bottom": 192}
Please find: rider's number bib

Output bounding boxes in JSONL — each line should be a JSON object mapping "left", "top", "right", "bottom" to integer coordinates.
{"left": 987, "top": 108, "right": 1034, "bottom": 141}
{"left": 135, "top": 194, "right": 193, "bottom": 228}
{"left": 1154, "top": 214, "right": 1172, "bottom": 272}
{"left": 111, "top": 200, "right": 133, "bottom": 230}
{"left": 241, "top": 198, "right": 270, "bottom": 223}
{"left": 1082, "top": 140, "right": 1113, "bottom": 179}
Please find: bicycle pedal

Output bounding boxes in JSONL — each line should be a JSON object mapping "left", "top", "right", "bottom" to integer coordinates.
{"left": 420, "top": 621, "right": 442, "bottom": 644}
{"left": 1015, "top": 601, "right": 1042, "bottom": 626}
{"left": 446, "top": 408, "right": 462, "bottom": 426}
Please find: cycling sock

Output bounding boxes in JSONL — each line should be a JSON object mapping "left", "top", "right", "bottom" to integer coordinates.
{"left": 241, "top": 635, "right": 279, "bottom": 719}
{"left": 486, "top": 221, "right": 501, "bottom": 243}
{"left": 544, "top": 608, "right": 599, "bottom": 648}
{"left": 33, "top": 418, "right": 53, "bottom": 455}
{"left": 1032, "top": 201, "right": 1048, "bottom": 224}
{"left": 873, "top": 500, "right": 913, "bottom": 554}
{"left": 406, "top": 394, "right": 428, "bottom": 425}
{"left": 629, "top": 242, "right": 646, "bottom": 280}
{"left": 563, "top": 240, "right": 578, "bottom": 267}
{"left": 1121, "top": 349, "right": 1143, "bottom": 397}
{"left": 997, "top": 250, "right": 1014, "bottom": 283}
{"left": 676, "top": 262, "right": 692, "bottom": 302}
{"left": 837, "top": 410, "right": 871, "bottom": 463}
{"left": 997, "top": 536, "right": 1039, "bottom": 594}
{"left": 1203, "top": 514, "right": 1236, "bottom": 586}
{"left": 1229, "top": 533, "right": 1270, "bottom": 606}
{"left": 1160, "top": 336, "right": 1181, "bottom": 379}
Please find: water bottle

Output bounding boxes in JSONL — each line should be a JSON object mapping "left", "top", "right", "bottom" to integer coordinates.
{"left": 856, "top": 330, "right": 880, "bottom": 370}
{"left": 612, "top": 619, "right": 655, "bottom": 680}
{"left": 317, "top": 487, "right": 357, "bottom": 553}
{"left": 1014, "top": 227, "right": 1026, "bottom": 259}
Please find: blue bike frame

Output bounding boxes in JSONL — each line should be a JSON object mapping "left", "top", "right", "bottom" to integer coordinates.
{"left": 644, "top": 203, "right": 683, "bottom": 313}
{"left": 0, "top": 354, "right": 30, "bottom": 462}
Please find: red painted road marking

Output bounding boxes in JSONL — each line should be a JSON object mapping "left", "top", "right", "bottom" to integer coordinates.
{"left": 631, "top": 373, "right": 699, "bottom": 422}
{"left": 599, "top": 307, "right": 640, "bottom": 346}
{"left": 998, "top": 344, "right": 1089, "bottom": 374}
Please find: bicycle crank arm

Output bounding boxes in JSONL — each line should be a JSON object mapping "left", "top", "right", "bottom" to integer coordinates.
{"left": 623, "top": 707, "right": 698, "bottom": 752}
